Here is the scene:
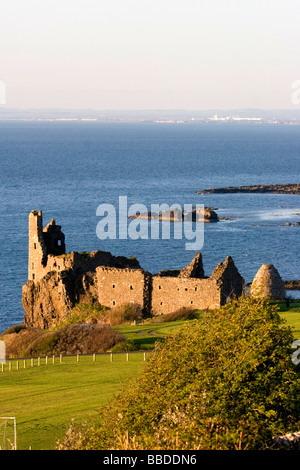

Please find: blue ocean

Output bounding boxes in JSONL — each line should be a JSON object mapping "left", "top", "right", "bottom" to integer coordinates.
{"left": 0, "top": 121, "right": 299, "bottom": 333}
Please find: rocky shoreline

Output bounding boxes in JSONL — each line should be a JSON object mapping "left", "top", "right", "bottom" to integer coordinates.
{"left": 284, "top": 280, "right": 300, "bottom": 290}
{"left": 197, "top": 183, "right": 300, "bottom": 195}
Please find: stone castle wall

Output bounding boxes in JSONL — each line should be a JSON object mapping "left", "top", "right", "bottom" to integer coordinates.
{"left": 151, "top": 276, "right": 221, "bottom": 315}
{"left": 96, "top": 269, "right": 222, "bottom": 316}
{"left": 96, "top": 267, "right": 149, "bottom": 311}
{"left": 23, "top": 210, "right": 245, "bottom": 328}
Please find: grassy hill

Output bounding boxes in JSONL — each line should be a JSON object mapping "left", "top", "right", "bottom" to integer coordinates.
{"left": 1, "top": 300, "right": 299, "bottom": 450}
{"left": 0, "top": 353, "right": 146, "bottom": 450}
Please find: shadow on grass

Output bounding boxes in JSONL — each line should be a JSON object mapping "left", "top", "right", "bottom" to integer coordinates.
{"left": 135, "top": 336, "right": 165, "bottom": 350}
{"left": 275, "top": 300, "right": 300, "bottom": 313}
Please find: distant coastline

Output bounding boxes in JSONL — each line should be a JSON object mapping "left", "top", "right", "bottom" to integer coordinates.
{"left": 1, "top": 108, "right": 300, "bottom": 125}
{"left": 197, "top": 183, "right": 300, "bottom": 195}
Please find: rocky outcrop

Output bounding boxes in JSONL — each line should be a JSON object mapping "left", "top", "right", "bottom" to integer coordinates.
{"left": 129, "top": 207, "right": 219, "bottom": 223}
{"left": 273, "top": 431, "right": 300, "bottom": 450}
{"left": 22, "top": 271, "right": 77, "bottom": 329}
{"left": 197, "top": 183, "right": 300, "bottom": 195}
{"left": 22, "top": 252, "right": 141, "bottom": 329}
{"left": 284, "top": 280, "right": 300, "bottom": 290}
{"left": 250, "top": 264, "right": 286, "bottom": 300}
{"left": 185, "top": 207, "right": 219, "bottom": 223}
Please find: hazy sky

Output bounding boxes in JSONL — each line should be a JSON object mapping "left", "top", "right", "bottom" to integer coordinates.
{"left": 1, "top": 0, "right": 300, "bottom": 109}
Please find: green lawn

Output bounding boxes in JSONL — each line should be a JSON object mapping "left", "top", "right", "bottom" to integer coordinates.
{"left": 277, "top": 300, "right": 300, "bottom": 339}
{"left": 0, "top": 353, "right": 146, "bottom": 450}
{"left": 0, "top": 315, "right": 202, "bottom": 450}
{"left": 1, "top": 302, "right": 300, "bottom": 450}
{"left": 114, "top": 318, "right": 194, "bottom": 349}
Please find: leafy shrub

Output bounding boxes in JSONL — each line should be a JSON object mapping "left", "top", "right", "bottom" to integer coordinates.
{"left": 108, "top": 303, "right": 143, "bottom": 326}
{"left": 61, "top": 296, "right": 300, "bottom": 450}
{"left": 57, "top": 303, "right": 109, "bottom": 327}
{"left": 153, "top": 307, "right": 197, "bottom": 323}
{"left": 30, "top": 333, "right": 60, "bottom": 356}
{"left": 2, "top": 323, "right": 123, "bottom": 357}
{"left": 111, "top": 340, "right": 140, "bottom": 352}
{"left": 52, "top": 323, "right": 123, "bottom": 355}
{"left": 2, "top": 328, "right": 46, "bottom": 358}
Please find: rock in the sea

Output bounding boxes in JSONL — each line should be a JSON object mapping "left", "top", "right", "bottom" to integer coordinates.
{"left": 184, "top": 206, "right": 219, "bottom": 223}
{"left": 129, "top": 206, "right": 219, "bottom": 223}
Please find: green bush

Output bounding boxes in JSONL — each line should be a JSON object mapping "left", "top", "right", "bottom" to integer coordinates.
{"left": 156, "top": 307, "right": 197, "bottom": 322}
{"left": 30, "top": 333, "right": 60, "bottom": 356}
{"left": 110, "top": 340, "right": 140, "bottom": 352}
{"left": 108, "top": 303, "right": 143, "bottom": 326}
{"left": 56, "top": 302, "right": 108, "bottom": 328}
{"left": 1, "top": 324, "right": 27, "bottom": 335}
{"left": 3, "top": 323, "right": 123, "bottom": 358}
{"left": 62, "top": 296, "right": 300, "bottom": 450}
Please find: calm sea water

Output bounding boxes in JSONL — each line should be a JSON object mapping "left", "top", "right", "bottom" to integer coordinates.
{"left": 0, "top": 121, "right": 300, "bottom": 333}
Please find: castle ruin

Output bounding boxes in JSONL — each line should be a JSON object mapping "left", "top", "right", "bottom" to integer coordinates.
{"left": 22, "top": 211, "right": 245, "bottom": 328}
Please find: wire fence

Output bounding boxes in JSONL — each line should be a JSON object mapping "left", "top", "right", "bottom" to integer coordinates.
{"left": 0, "top": 350, "right": 149, "bottom": 372}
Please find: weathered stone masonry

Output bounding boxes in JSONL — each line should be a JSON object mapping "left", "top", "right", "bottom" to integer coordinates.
{"left": 22, "top": 211, "right": 245, "bottom": 328}
{"left": 97, "top": 254, "right": 244, "bottom": 315}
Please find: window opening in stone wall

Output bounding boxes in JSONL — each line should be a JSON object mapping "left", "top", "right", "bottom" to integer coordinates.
{"left": 34, "top": 243, "right": 37, "bottom": 249}
{"left": 113, "top": 300, "right": 116, "bottom": 305}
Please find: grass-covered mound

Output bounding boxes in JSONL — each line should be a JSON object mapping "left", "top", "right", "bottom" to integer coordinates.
{"left": 60, "top": 296, "right": 300, "bottom": 450}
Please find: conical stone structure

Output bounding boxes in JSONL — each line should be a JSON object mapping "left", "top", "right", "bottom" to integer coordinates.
{"left": 250, "top": 264, "right": 285, "bottom": 300}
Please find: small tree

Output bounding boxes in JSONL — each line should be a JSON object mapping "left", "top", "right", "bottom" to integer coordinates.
{"left": 61, "top": 296, "right": 300, "bottom": 450}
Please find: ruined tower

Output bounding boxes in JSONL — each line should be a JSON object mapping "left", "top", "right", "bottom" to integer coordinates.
{"left": 28, "top": 210, "right": 65, "bottom": 282}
